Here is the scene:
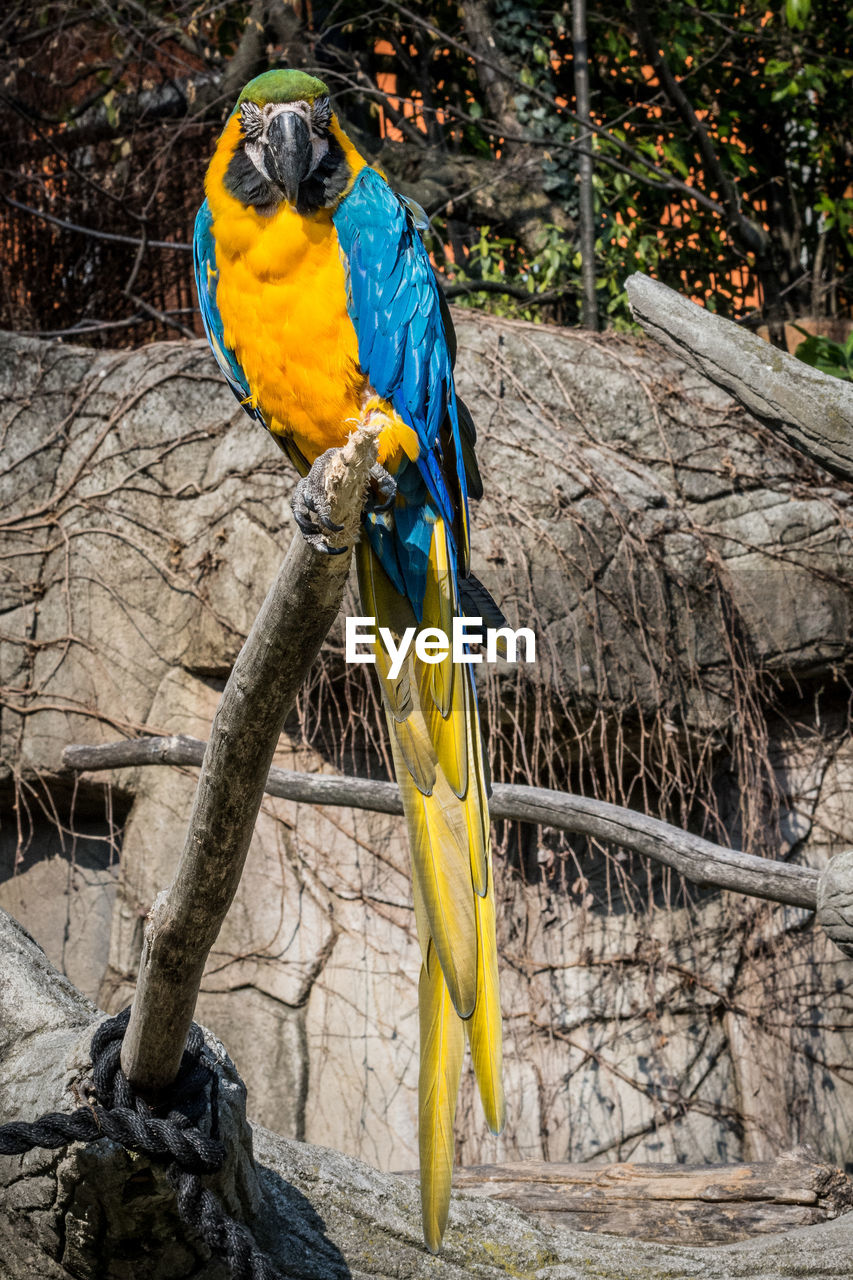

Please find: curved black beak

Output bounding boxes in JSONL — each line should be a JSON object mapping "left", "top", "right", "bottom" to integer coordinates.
{"left": 264, "top": 111, "right": 312, "bottom": 206}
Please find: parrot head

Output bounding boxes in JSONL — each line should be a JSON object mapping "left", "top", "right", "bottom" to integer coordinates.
{"left": 223, "top": 69, "right": 351, "bottom": 214}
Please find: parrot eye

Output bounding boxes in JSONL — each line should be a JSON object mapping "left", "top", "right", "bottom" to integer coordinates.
{"left": 312, "top": 96, "right": 332, "bottom": 131}
{"left": 240, "top": 101, "right": 264, "bottom": 141}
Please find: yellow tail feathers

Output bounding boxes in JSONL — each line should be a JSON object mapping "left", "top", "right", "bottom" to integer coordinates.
{"left": 356, "top": 521, "right": 504, "bottom": 1250}
{"left": 419, "top": 944, "right": 465, "bottom": 1253}
{"left": 467, "top": 863, "right": 505, "bottom": 1135}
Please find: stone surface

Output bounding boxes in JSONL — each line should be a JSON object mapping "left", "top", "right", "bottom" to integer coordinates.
{"left": 0, "top": 910, "right": 261, "bottom": 1280}
{"left": 3, "top": 904, "right": 853, "bottom": 1280}
{"left": 0, "top": 818, "right": 118, "bottom": 1003}
{"left": 1, "top": 320, "right": 853, "bottom": 1195}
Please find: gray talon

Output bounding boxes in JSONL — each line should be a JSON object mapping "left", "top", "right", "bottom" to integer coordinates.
{"left": 303, "top": 532, "right": 348, "bottom": 556}
{"left": 305, "top": 487, "right": 344, "bottom": 533}
{"left": 367, "top": 462, "right": 397, "bottom": 513}
{"left": 291, "top": 447, "right": 347, "bottom": 552}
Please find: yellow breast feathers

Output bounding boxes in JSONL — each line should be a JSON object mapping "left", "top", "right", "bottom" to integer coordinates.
{"left": 206, "top": 115, "right": 417, "bottom": 468}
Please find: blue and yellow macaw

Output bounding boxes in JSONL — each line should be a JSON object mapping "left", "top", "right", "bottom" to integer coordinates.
{"left": 194, "top": 68, "right": 504, "bottom": 1250}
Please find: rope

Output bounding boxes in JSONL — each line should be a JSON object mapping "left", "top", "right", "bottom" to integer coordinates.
{"left": 0, "top": 1009, "right": 282, "bottom": 1280}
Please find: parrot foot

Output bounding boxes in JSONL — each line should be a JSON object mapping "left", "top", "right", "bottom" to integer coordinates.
{"left": 366, "top": 462, "right": 397, "bottom": 513}
{"left": 291, "top": 449, "right": 348, "bottom": 555}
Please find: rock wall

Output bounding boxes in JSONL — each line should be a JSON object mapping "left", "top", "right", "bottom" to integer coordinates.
{"left": 2, "top": 318, "right": 852, "bottom": 1178}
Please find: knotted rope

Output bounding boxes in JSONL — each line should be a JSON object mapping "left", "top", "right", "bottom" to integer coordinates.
{"left": 0, "top": 1009, "right": 281, "bottom": 1280}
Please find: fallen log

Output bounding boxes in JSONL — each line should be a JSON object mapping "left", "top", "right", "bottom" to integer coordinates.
{"left": 451, "top": 1148, "right": 853, "bottom": 1245}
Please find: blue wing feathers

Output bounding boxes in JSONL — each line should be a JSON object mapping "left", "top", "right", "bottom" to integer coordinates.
{"left": 193, "top": 201, "right": 265, "bottom": 427}
{"left": 333, "top": 167, "right": 460, "bottom": 484}
{"left": 334, "top": 166, "right": 474, "bottom": 620}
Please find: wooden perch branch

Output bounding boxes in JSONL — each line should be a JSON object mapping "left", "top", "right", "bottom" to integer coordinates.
{"left": 625, "top": 272, "right": 853, "bottom": 482}
{"left": 116, "top": 423, "right": 380, "bottom": 1094}
{"left": 63, "top": 735, "right": 819, "bottom": 911}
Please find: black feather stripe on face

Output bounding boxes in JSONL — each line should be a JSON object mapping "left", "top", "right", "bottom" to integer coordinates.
{"left": 240, "top": 101, "right": 264, "bottom": 140}
{"left": 223, "top": 145, "right": 279, "bottom": 211}
{"left": 312, "top": 96, "right": 332, "bottom": 130}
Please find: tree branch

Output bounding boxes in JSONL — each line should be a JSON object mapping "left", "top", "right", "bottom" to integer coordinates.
{"left": 63, "top": 733, "right": 819, "bottom": 912}
{"left": 441, "top": 279, "right": 573, "bottom": 306}
{"left": 2, "top": 195, "right": 192, "bottom": 251}
{"left": 383, "top": 0, "right": 732, "bottom": 218}
{"left": 626, "top": 272, "right": 853, "bottom": 482}
{"left": 115, "top": 423, "right": 381, "bottom": 1094}
{"left": 459, "top": 0, "right": 522, "bottom": 146}
{"left": 626, "top": 0, "right": 793, "bottom": 345}
{"left": 627, "top": 0, "right": 767, "bottom": 257}
{"left": 573, "top": 0, "right": 598, "bottom": 330}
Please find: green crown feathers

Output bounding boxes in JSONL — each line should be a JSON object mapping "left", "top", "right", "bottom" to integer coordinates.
{"left": 236, "top": 70, "right": 329, "bottom": 109}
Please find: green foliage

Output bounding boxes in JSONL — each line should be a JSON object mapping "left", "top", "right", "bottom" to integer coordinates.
{"left": 447, "top": 222, "right": 579, "bottom": 322}
{"left": 785, "top": 0, "right": 813, "bottom": 29}
{"left": 3, "top": 0, "right": 851, "bottom": 339}
{"left": 348, "top": 0, "right": 852, "bottom": 331}
{"left": 583, "top": 0, "right": 853, "bottom": 326}
{"left": 794, "top": 329, "right": 853, "bottom": 380}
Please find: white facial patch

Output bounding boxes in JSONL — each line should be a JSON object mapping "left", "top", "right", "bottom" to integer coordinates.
{"left": 239, "top": 99, "right": 330, "bottom": 186}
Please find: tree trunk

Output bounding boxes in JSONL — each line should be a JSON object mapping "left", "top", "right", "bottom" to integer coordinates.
{"left": 626, "top": 271, "right": 853, "bottom": 480}
{"left": 573, "top": 0, "right": 598, "bottom": 330}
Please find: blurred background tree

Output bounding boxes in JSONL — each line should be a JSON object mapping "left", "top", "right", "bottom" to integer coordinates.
{"left": 1, "top": 0, "right": 850, "bottom": 346}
